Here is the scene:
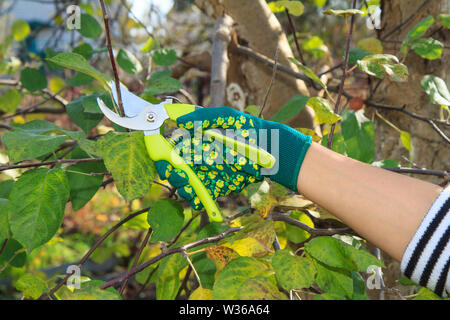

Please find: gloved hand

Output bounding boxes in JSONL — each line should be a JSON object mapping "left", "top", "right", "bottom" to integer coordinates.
{"left": 155, "top": 106, "right": 312, "bottom": 210}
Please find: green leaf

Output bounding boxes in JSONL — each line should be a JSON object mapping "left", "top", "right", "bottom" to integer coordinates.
{"left": 289, "top": 58, "right": 329, "bottom": 95}
{"left": 15, "top": 274, "right": 49, "bottom": 299}
{"left": 397, "top": 276, "right": 417, "bottom": 286}
{"left": 213, "top": 256, "right": 274, "bottom": 300}
{"left": 145, "top": 70, "right": 182, "bottom": 95}
{"left": 11, "top": 20, "right": 31, "bottom": 41}
{"left": 65, "top": 281, "right": 121, "bottom": 300}
{"left": 371, "top": 159, "right": 400, "bottom": 168}
{"left": 420, "top": 75, "right": 450, "bottom": 106}
{"left": 0, "top": 180, "right": 13, "bottom": 198}
{"left": 20, "top": 67, "right": 48, "bottom": 92}
{"left": 400, "top": 131, "right": 411, "bottom": 151}
{"left": 0, "top": 89, "right": 21, "bottom": 113}
{"left": 0, "top": 199, "right": 10, "bottom": 241}
{"left": 82, "top": 94, "right": 103, "bottom": 114}
{"left": 285, "top": 210, "right": 313, "bottom": 243}
{"left": 100, "top": 131, "right": 156, "bottom": 201}
{"left": 244, "top": 105, "right": 260, "bottom": 117}
{"left": 302, "top": 36, "right": 328, "bottom": 59}
{"left": 271, "top": 94, "right": 308, "bottom": 123}
{"left": 67, "top": 148, "right": 105, "bottom": 211}
{"left": 0, "top": 239, "right": 26, "bottom": 270}
{"left": 271, "top": 249, "right": 315, "bottom": 291}
{"left": 321, "top": 133, "right": 347, "bottom": 155}
{"left": 414, "top": 287, "right": 450, "bottom": 300}
{"left": 9, "top": 168, "right": 69, "bottom": 252}
{"left": 152, "top": 49, "right": 177, "bottom": 66}
{"left": 47, "top": 52, "right": 112, "bottom": 88}
{"left": 269, "top": 1, "right": 304, "bottom": 16}
{"left": 147, "top": 199, "right": 184, "bottom": 242}
{"left": 341, "top": 110, "right": 375, "bottom": 163}
{"left": 117, "top": 48, "right": 143, "bottom": 74}
{"left": 192, "top": 252, "right": 217, "bottom": 289}
{"left": 66, "top": 97, "right": 104, "bottom": 134}
{"left": 313, "top": 261, "right": 353, "bottom": 298}
{"left": 141, "top": 37, "right": 160, "bottom": 53}
{"left": 404, "top": 16, "right": 435, "bottom": 42}
{"left": 73, "top": 42, "right": 94, "bottom": 60}
{"left": 78, "top": 13, "right": 102, "bottom": 39}
{"left": 438, "top": 13, "right": 450, "bottom": 28}
{"left": 348, "top": 48, "right": 371, "bottom": 65}
{"left": 45, "top": 48, "right": 64, "bottom": 71}
{"left": 2, "top": 124, "right": 67, "bottom": 162}
{"left": 305, "top": 236, "right": 383, "bottom": 272}
{"left": 351, "top": 271, "right": 368, "bottom": 300}
{"left": 67, "top": 72, "right": 95, "bottom": 87}
{"left": 309, "top": 0, "right": 326, "bottom": 8}
{"left": 156, "top": 253, "right": 187, "bottom": 300}
{"left": 408, "top": 38, "right": 443, "bottom": 60}
{"left": 307, "top": 97, "right": 341, "bottom": 125}
{"left": 0, "top": 56, "right": 21, "bottom": 75}
{"left": 357, "top": 54, "right": 408, "bottom": 82}
{"left": 238, "top": 277, "right": 287, "bottom": 300}
{"left": 323, "top": 9, "right": 364, "bottom": 18}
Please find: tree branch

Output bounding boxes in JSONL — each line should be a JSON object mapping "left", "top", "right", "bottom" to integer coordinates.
{"left": 327, "top": 0, "right": 357, "bottom": 149}
{"left": 271, "top": 212, "right": 350, "bottom": 236}
{"left": 46, "top": 207, "right": 150, "bottom": 298}
{"left": 99, "top": 0, "right": 125, "bottom": 117}
{"left": 234, "top": 44, "right": 450, "bottom": 144}
{"left": 0, "top": 158, "right": 103, "bottom": 172}
{"left": 99, "top": 227, "right": 242, "bottom": 290}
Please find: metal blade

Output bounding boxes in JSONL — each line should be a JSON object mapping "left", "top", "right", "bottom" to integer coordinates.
{"left": 97, "top": 97, "right": 170, "bottom": 132}
{"left": 107, "top": 81, "right": 151, "bottom": 117}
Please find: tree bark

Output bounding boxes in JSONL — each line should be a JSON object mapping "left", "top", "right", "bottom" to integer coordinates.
{"left": 194, "top": 0, "right": 317, "bottom": 131}
{"left": 374, "top": 0, "right": 449, "bottom": 183}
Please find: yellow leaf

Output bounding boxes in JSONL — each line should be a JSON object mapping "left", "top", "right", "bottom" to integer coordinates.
{"left": 357, "top": 37, "right": 383, "bottom": 54}
{"left": 189, "top": 287, "right": 213, "bottom": 300}
{"left": 49, "top": 77, "right": 66, "bottom": 94}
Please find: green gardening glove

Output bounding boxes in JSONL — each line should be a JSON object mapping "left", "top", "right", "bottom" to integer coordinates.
{"left": 155, "top": 131, "right": 261, "bottom": 210}
{"left": 155, "top": 106, "right": 312, "bottom": 210}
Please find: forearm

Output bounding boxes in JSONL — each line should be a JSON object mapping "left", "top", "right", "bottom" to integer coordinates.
{"left": 297, "top": 142, "right": 443, "bottom": 261}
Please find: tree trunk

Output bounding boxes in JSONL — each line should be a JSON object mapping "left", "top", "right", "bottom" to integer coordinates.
{"left": 374, "top": 0, "right": 449, "bottom": 183}
{"left": 194, "top": 0, "right": 318, "bottom": 131}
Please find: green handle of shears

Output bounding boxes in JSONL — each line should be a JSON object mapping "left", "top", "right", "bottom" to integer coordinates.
{"left": 144, "top": 134, "right": 223, "bottom": 222}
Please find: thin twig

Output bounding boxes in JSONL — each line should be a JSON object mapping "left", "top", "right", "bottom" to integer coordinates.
{"left": 327, "top": 0, "right": 357, "bottom": 149}
{"left": 0, "top": 158, "right": 103, "bottom": 172}
{"left": 259, "top": 46, "right": 279, "bottom": 117}
{"left": 119, "top": 228, "right": 152, "bottom": 297}
{"left": 99, "top": 227, "right": 242, "bottom": 290}
{"left": 234, "top": 44, "right": 450, "bottom": 144}
{"left": 285, "top": 9, "right": 306, "bottom": 65}
{"left": 381, "top": 0, "right": 430, "bottom": 41}
{"left": 167, "top": 216, "right": 196, "bottom": 247}
{"left": 46, "top": 207, "right": 149, "bottom": 298}
{"left": 271, "top": 212, "right": 350, "bottom": 236}
{"left": 99, "top": 0, "right": 125, "bottom": 117}
{"left": 0, "top": 239, "right": 8, "bottom": 257}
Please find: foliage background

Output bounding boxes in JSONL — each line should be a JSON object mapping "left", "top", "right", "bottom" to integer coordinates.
{"left": 0, "top": 0, "right": 448, "bottom": 300}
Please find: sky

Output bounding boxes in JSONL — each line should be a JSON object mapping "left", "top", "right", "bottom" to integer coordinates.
{"left": 131, "top": 0, "right": 173, "bottom": 20}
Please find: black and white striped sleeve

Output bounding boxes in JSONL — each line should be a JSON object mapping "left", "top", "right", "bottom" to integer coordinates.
{"left": 400, "top": 186, "right": 450, "bottom": 298}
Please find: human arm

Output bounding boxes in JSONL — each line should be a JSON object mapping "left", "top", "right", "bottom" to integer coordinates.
{"left": 297, "top": 142, "right": 443, "bottom": 261}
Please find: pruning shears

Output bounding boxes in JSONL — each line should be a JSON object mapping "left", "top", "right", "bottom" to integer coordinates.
{"left": 97, "top": 81, "right": 275, "bottom": 222}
